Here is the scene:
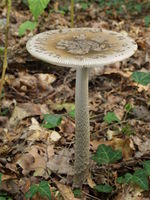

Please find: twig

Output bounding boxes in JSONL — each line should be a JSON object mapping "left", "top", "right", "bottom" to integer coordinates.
{"left": 82, "top": 191, "right": 102, "bottom": 200}
{"left": 71, "top": 0, "right": 74, "bottom": 28}
{"left": 0, "top": 0, "right": 12, "bottom": 106}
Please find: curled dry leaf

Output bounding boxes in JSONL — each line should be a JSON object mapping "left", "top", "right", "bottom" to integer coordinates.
{"left": 47, "top": 149, "right": 74, "bottom": 175}
{"left": 16, "top": 144, "right": 54, "bottom": 177}
{"left": 8, "top": 103, "right": 44, "bottom": 128}
{"left": 54, "top": 180, "right": 80, "bottom": 200}
{"left": 50, "top": 131, "right": 61, "bottom": 142}
{"left": 115, "top": 185, "right": 143, "bottom": 200}
{"left": 36, "top": 73, "right": 56, "bottom": 90}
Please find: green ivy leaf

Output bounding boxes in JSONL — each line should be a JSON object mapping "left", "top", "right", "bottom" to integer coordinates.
{"left": 94, "top": 184, "right": 113, "bottom": 193}
{"left": 143, "top": 160, "right": 150, "bottom": 176}
{"left": 92, "top": 144, "right": 122, "bottom": 164}
{"left": 38, "top": 181, "right": 51, "bottom": 200}
{"left": 69, "top": 109, "right": 75, "bottom": 119}
{"left": 18, "top": 21, "right": 37, "bottom": 36}
{"left": 25, "top": 181, "right": 51, "bottom": 199}
{"left": 132, "top": 169, "right": 149, "bottom": 191}
{"left": 131, "top": 72, "right": 150, "bottom": 86}
{"left": 28, "top": 0, "right": 50, "bottom": 20}
{"left": 104, "top": 112, "right": 120, "bottom": 124}
{"left": 43, "top": 114, "right": 62, "bottom": 129}
{"left": 25, "top": 184, "right": 38, "bottom": 199}
{"left": 117, "top": 173, "right": 133, "bottom": 184}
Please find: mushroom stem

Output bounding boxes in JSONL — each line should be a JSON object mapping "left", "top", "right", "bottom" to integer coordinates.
{"left": 73, "top": 67, "right": 90, "bottom": 188}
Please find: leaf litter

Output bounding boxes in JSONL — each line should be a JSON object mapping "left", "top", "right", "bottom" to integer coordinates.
{"left": 1, "top": 1, "right": 150, "bottom": 199}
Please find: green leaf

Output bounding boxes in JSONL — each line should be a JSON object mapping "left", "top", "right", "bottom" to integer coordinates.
{"left": 73, "top": 189, "right": 82, "bottom": 198}
{"left": 92, "top": 144, "right": 122, "bottom": 164}
{"left": 94, "top": 184, "right": 113, "bottom": 193}
{"left": 132, "top": 169, "right": 149, "bottom": 191}
{"left": 131, "top": 71, "right": 150, "bottom": 86}
{"left": 38, "top": 181, "right": 51, "bottom": 200}
{"left": 81, "top": 3, "right": 89, "bottom": 10}
{"left": 0, "top": 173, "right": 2, "bottom": 184}
{"left": 125, "top": 103, "right": 132, "bottom": 113}
{"left": 43, "top": 114, "right": 62, "bottom": 129}
{"left": 104, "top": 112, "right": 120, "bottom": 124}
{"left": 143, "top": 160, "right": 150, "bottom": 176}
{"left": 145, "top": 15, "right": 150, "bottom": 27}
{"left": 28, "top": 0, "right": 50, "bottom": 20}
{"left": 117, "top": 173, "right": 133, "bottom": 184}
{"left": 0, "top": 197, "right": 6, "bottom": 200}
{"left": 18, "top": 21, "right": 37, "bottom": 36}
{"left": 121, "top": 124, "right": 134, "bottom": 136}
{"left": 25, "top": 184, "right": 38, "bottom": 199}
{"left": 69, "top": 109, "right": 75, "bottom": 119}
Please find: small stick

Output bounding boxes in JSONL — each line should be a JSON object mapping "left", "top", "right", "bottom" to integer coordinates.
{"left": 71, "top": 0, "right": 74, "bottom": 28}
{"left": 0, "top": 0, "right": 12, "bottom": 105}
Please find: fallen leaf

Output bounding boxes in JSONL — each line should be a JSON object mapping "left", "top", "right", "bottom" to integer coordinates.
{"left": 54, "top": 180, "right": 80, "bottom": 200}
{"left": 50, "top": 131, "right": 61, "bottom": 142}
{"left": 9, "top": 103, "right": 42, "bottom": 128}
{"left": 47, "top": 149, "right": 74, "bottom": 175}
{"left": 115, "top": 185, "right": 143, "bottom": 200}
{"left": 87, "top": 174, "right": 96, "bottom": 188}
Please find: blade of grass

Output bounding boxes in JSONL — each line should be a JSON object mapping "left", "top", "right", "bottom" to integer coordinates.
{"left": 71, "top": 0, "right": 74, "bottom": 28}
{"left": 0, "top": 0, "right": 12, "bottom": 104}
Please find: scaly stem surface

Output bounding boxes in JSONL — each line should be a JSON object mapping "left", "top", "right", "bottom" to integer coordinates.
{"left": 0, "top": 0, "right": 11, "bottom": 104}
{"left": 71, "top": 0, "right": 74, "bottom": 28}
{"left": 73, "top": 67, "right": 90, "bottom": 188}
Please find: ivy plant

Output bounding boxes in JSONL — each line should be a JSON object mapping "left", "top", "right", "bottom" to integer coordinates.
{"left": 25, "top": 181, "right": 51, "bottom": 200}
{"left": 131, "top": 71, "right": 150, "bottom": 86}
{"left": 104, "top": 112, "right": 120, "bottom": 124}
{"left": 94, "top": 184, "right": 113, "bottom": 193}
{"left": 117, "top": 160, "right": 150, "bottom": 191}
{"left": 92, "top": 144, "right": 122, "bottom": 165}
{"left": 42, "top": 114, "right": 62, "bottom": 129}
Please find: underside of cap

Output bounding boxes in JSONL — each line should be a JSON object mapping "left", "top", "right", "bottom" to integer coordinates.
{"left": 26, "top": 28, "right": 137, "bottom": 68}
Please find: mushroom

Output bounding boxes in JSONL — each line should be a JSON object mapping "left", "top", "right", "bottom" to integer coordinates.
{"left": 26, "top": 28, "right": 137, "bottom": 188}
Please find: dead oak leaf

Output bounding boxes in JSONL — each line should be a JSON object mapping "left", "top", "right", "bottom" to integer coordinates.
{"left": 54, "top": 180, "right": 80, "bottom": 200}
{"left": 47, "top": 149, "right": 74, "bottom": 175}
{"left": 16, "top": 145, "right": 47, "bottom": 175}
{"left": 8, "top": 103, "right": 43, "bottom": 128}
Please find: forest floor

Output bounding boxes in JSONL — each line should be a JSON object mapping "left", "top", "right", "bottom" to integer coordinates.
{"left": 0, "top": 1, "right": 150, "bottom": 200}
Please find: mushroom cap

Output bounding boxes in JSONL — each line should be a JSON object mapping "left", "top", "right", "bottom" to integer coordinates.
{"left": 26, "top": 28, "right": 137, "bottom": 68}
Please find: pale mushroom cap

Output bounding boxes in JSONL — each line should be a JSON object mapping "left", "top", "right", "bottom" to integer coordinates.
{"left": 26, "top": 28, "right": 137, "bottom": 68}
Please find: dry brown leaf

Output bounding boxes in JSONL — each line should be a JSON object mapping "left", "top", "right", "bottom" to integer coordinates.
{"left": 36, "top": 73, "right": 56, "bottom": 90}
{"left": 16, "top": 145, "right": 46, "bottom": 175}
{"left": 50, "top": 131, "right": 61, "bottom": 142}
{"left": 87, "top": 174, "right": 96, "bottom": 188}
{"left": 47, "top": 149, "right": 74, "bottom": 175}
{"left": 9, "top": 103, "right": 42, "bottom": 128}
{"left": 115, "top": 185, "right": 143, "bottom": 200}
{"left": 54, "top": 180, "right": 80, "bottom": 200}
